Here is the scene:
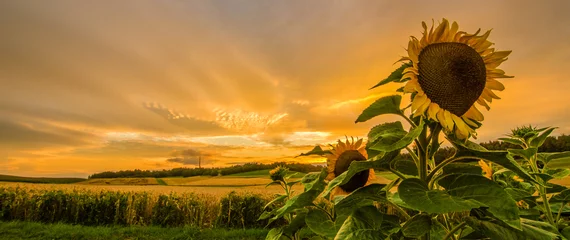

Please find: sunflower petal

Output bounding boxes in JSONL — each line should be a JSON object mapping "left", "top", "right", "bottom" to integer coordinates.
{"left": 452, "top": 114, "right": 471, "bottom": 139}
{"left": 463, "top": 105, "right": 484, "bottom": 121}
{"left": 484, "top": 88, "right": 501, "bottom": 99}
{"left": 403, "top": 79, "right": 420, "bottom": 93}
{"left": 484, "top": 51, "right": 512, "bottom": 62}
{"left": 462, "top": 116, "right": 479, "bottom": 128}
{"left": 486, "top": 78, "right": 505, "bottom": 91}
{"left": 414, "top": 97, "right": 431, "bottom": 117}
{"left": 477, "top": 98, "right": 491, "bottom": 110}
{"left": 442, "top": 110, "right": 456, "bottom": 131}
{"left": 427, "top": 103, "right": 441, "bottom": 120}
{"left": 411, "top": 93, "right": 428, "bottom": 112}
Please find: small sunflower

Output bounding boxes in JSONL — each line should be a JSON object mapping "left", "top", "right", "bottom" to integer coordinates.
{"left": 326, "top": 137, "right": 375, "bottom": 195}
{"left": 401, "top": 18, "right": 512, "bottom": 139}
{"left": 478, "top": 160, "right": 493, "bottom": 179}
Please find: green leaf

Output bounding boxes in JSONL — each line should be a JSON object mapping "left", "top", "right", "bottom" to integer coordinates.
{"left": 369, "top": 62, "right": 412, "bottom": 90}
{"left": 393, "top": 156, "right": 418, "bottom": 176}
{"left": 271, "top": 169, "right": 327, "bottom": 221}
{"left": 562, "top": 226, "right": 570, "bottom": 239}
{"left": 306, "top": 209, "right": 336, "bottom": 238}
{"left": 265, "top": 228, "right": 284, "bottom": 240}
{"left": 302, "top": 169, "right": 328, "bottom": 192}
{"left": 439, "top": 174, "right": 521, "bottom": 230}
{"left": 530, "top": 127, "right": 556, "bottom": 148}
{"left": 355, "top": 95, "right": 402, "bottom": 123}
{"left": 499, "top": 137, "right": 527, "bottom": 148}
{"left": 538, "top": 151, "right": 570, "bottom": 165}
{"left": 335, "top": 184, "right": 388, "bottom": 217}
{"left": 452, "top": 140, "right": 538, "bottom": 184}
{"left": 370, "top": 120, "right": 424, "bottom": 152}
{"left": 297, "top": 145, "right": 331, "bottom": 157}
{"left": 401, "top": 214, "right": 432, "bottom": 238}
{"left": 322, "top": 153, "right": 399, "bottom": 197}
{"left": 398, "top": 178, "right": 483, "bottom": 214}
{"left": 505, "top": 188, "right": 533, "bottom": 201}
{"left": 546, "top": 183, "right": 568, "bottom": 194}
{"left": 508, "top": 148, "right": 538, "bottom": 161}
{"left": 334, "top": 206, "right": 400, "bottom": 240}
{"left": 466, "top": 217, "right": 560, "bottom": 240}
{"left": 550, "top": 189, "right": 570, "bottom": 203}
{"left": 263, "top": 194, "right": 287, "bottom": 209}
{"left": 442, "top": 163, "right": 483, "bottom": 176}
{"left": 284, "top": 209, "right": 308, "bottom": 235}
{"left": 367, "top": 122, "right": 406, "bottom": 145}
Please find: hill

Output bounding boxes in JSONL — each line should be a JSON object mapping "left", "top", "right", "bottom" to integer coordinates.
{"left": 0, "top": 174, "right": 86, "bottom": 184}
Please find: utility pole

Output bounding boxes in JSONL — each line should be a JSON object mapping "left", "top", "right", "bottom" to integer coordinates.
{"left": 198, "top": 155, "right": 202, "bottom": 169}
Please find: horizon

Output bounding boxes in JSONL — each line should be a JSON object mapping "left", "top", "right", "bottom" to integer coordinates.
{"left": 1, "top": 1, "right": 570, "bottom": 178}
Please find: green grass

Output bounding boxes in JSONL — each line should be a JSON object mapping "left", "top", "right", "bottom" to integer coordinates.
{"left": 226, "top": 169, "right": 305, "bottom": 178}
{"left": 0, "top": 174, "right": 85, "bottom": 184}
{"left": 0, "top": 221, "right": 269, "bottom": 240}
{"left": 155, "top": 178, "right": 167, "bottom": 185}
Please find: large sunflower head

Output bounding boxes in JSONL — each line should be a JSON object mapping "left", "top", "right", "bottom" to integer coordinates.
{"left": 401, "top": 18, "right": 512, "bottom": 139}
{"left": 326, "top": 137, "right": 375, "bottom": 195}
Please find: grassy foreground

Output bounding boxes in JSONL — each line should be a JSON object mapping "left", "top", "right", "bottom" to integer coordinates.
{"left": 0, "top": 221, "right": 269, "bottom": 240}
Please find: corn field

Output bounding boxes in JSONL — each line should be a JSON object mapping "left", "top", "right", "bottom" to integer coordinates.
{"left": 0, "top": 186, "right": 276, "bottom": 228}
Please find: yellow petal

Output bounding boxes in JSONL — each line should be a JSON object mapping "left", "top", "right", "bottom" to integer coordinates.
{"left": 403, "top": 79, "right": 420, "bottom": 93}
{"left": 463, "top": 105, "right": 484, "bottom": 121}
{"left": 432, "top": 19, "right": 448, "bottom": 42}
{"left": 427, "top": 103, "right": 441, "bottom": 120}
{"left": 411, "top": 93, "right": 428, "bottom": 112}
{"left": 414, "top": 97, "right": 431, "bottom": 117}
{"left": 443, "top": 110, "right": 456, "bottom": 131}
{"left": 484, "top": 88, "right": 501, "bottom": 99}
{"left": 486, "top": 78, "right": 505, "bottom": 91}
{"left": 484, "top": 51, "right": 512, "bottom": 63}
{"left": 477, "top": 98, "right": 490, "bottom": 110}
{"left": 451, "top": 114, "right": 470, "bottom": 136}
{"left": 447, "top": 21, "right": 459, "bottom": 41}
{"left": 462, "top": 116, "right": 479, "bottom": 128}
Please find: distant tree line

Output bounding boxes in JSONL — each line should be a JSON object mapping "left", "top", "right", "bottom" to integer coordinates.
{"left": 90, "top": 135, "right": 570, "bottom": 179}
{"left": 88, "top": 162, "right": 324, "bottom": 179}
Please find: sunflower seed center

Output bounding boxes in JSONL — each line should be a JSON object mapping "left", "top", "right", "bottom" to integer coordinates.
{"left": 418, "top": 42, "right": 486, "bottom": 116}
{"left": 334, "top": 150, "right": 368, "bottom": 192}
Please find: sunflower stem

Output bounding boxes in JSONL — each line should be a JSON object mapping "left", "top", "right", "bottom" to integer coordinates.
{"left": 418, "top": 125, "right": 429, "bottom": 182}
{"left": 399, "top": 113, "right": 417, "bottom": 128}
{"left": 442, "top": 222, "right": 467, "bottom": 240}
{"left": 427, "top": 156, "right": 472, "bottom": 189}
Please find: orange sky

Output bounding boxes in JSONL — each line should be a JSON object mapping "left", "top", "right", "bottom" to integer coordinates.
{"left": 1, "top": 1, "right": 570, "bottom": 177}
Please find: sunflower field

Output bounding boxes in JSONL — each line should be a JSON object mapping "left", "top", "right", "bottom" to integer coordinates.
{"left": 0, "top": 186, "right": 276, "bottom": 229}
{"left": 261, "top": 19, "right": 570, "bottom": 240}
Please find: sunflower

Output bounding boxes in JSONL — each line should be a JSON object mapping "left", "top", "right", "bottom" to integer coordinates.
{"left": 326, "top": 137, "right": 375, "bottom": 196}
{"left": 400, "top": 19, "right": 512, "bottom": 139}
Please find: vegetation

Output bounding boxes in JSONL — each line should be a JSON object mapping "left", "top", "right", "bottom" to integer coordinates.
{"left": 0, "top": 221, "right": 270, "bottom": 240}
{"left": 0, "top": 174, "right": 85, "bottom": 184}
{"left": 0, "top": 186, "right": 276, "bottom": 228}
{"left": 89, "top": 162, "right": 322, "bottom": 179}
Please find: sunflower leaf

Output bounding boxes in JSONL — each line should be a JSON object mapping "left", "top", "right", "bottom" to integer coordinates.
{"left": 369, "top": 120, "right": 425, "bottom": 152}
{"left": 538, "top": 151, "right": 570, "bottom": 165}
{"left": 550, "top": 189, "right": 570, "bottom": 203}
{"left": 451, "top": 140, "right": 539, "bottom": 185}
{"left": 398, "top": 178, "right": 484, "bottom": 214}
{"left": 545, "top": 168, "right": 570, "bottom": 179}
{"left": 305, "top": 209, "right": 337, "bottom": 238}
{"left": 439, "top": 174, "right": 521, "bottom": 230}
{"left": 499, "top": 137, "right": 527, "bottom": 148}
{"left": 530, "top": 127, "right": 556, "bottom": 148}
{"left": 508, "top": 148, "right": 538, "bottom": 161}
{"left": 355, "top": 95, "right": 402, "bottom": 123}
{"left": 334, "top": 205, "right": 400, "bottom": 240}
{"left": 466, "top": 217, "right": 560, "bottom": 240}
{"left": 369, "top": 62, "right": 412, "bottom": 90}
{"left": 401, "top": 214, "right": 432, "bottom": 238}
{"left": 335, "top": 184, "right": 388, "bottom": 218}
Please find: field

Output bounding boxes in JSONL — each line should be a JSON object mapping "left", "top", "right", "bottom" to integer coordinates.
{"left": 0, "top": 174, "right": 85, "bottom": 184}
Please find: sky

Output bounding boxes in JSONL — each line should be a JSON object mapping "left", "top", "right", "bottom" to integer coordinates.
{"left": 1, "top": 0, "right": 569, "bottom": 177}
